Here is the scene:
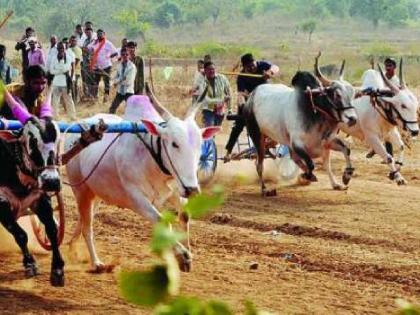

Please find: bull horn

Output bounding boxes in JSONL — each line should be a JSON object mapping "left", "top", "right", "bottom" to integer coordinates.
{"left": 377, "top": 64, "right": 399, "bottom": 95}
{"left": 145, "top": 82, "right": 173, "bottom": 121}
{"left": 338, "top": 59, "right": 346, "bottom": 81}
{"left": 314, "top": 51, "right": 332, "bottom": 87}
{"left": 399, "top": 57, "right": 406, "bottom": 89}
{"left": 185, "top": 86, "right": 208, "bottom": 119}
{"left": 370, "top": 56, "right": 375, "bottom": 69}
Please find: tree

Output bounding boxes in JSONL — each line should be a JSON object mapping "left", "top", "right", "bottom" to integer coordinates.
{"left": 153, "top": 1, "right": 182, "bottom": 28}
{"left": 300, "top": 20, "right": 317, "bottom": 42}
{"left": 113, "top": 9, "right": 150, "bottom": 41}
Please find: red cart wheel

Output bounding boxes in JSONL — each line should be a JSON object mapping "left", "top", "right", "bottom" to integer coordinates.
{"left": 30, "top": 192, "right": 65, "bottom": 251}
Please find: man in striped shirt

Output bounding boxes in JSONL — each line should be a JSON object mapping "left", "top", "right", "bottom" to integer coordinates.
{"left": 198, "top": 61, "right": 231, "bottom": 127}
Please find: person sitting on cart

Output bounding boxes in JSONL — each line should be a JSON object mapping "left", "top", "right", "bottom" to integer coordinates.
{"left": 199, "top": 61, "right": 231, "bottom": 127}
{"left": 223, "top": 53, "right": 279, "bottom": 162}
{"left": 0, "top": 64, "right": 105, "bottom": 152}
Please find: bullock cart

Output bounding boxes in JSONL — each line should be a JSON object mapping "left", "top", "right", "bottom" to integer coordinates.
{"left": 198, "top": 114, "right": 299, "bottom": 183}
{"left": 0, "top": 119, "right": 148, "bottom": 250}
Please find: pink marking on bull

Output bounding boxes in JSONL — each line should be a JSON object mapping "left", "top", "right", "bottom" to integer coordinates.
{"left": 125, "top": 95, "right": 162, "bottom": 122}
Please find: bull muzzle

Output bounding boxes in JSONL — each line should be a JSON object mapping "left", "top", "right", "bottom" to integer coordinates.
{"left": 184, "top": 186, "right": 199, "bottom": 198}
{"left": 410, "top": 130, "right": 419, "bottom": 137}
{"left": 346, "top": 116, "right": 357, "bottom": 127}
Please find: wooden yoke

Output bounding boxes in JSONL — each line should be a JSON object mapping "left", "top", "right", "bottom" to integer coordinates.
{"left": 60, "top": 120, "right": 108, "bottom": 165}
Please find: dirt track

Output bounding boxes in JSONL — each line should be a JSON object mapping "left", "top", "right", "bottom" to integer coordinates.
{"left": 1, "top": 132, "right": 420, "bottom": 314}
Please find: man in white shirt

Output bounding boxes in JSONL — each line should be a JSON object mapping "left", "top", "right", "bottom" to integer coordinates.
{"left": 46, "top": 35, "right": 58, "bottom": 85}
{"left": 50, "top": 42, "right": 76, "bottom": 121}
{"left": 109, "top": 47, "right": 137, "bottom": 113}
{"left": 88, "top": 29, "right": 118, "bottom": 103}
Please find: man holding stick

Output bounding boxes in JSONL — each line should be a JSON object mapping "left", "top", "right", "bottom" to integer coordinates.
{"left": 223, "top": 53, "right": 279, "bottom": 162}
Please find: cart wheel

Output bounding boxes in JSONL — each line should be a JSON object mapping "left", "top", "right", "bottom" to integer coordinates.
{"left": 30, "top": 192, "right": 65, "bottom": 251}
{"left": 273, "top": 145, "right": 300, "bottom": 181}
{"left": 198, "top": 138, "right": 217, "bottom": 184}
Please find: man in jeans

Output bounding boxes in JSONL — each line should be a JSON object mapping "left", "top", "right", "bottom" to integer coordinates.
{"left": 88, "top": 29, "right": 118, "bottom": 103}
{"left": 109, "top": 48, "right": 136, "bottom": 114}
{"left": 199, "top": 61, "right": 231, "bottom": 127}
{"left": 50, "top": 42, "right": 76, "bottom": 120}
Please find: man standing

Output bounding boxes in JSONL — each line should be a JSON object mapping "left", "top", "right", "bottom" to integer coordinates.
{"left": 81, "top": 26, "right": 95, "bottom": 100}
{"left": 50, "top": 42, "right": 76, "bottom": 121}
{"left": 126, "top": 41, "right": 145, "bottom": 95}
{"left": 15, "top": 27, "right": 35, "bottom": 72}
{"left": 109, "top": 48, "right": 136, "bottom": 114}
{"left": 191, "top": 59, "right": 205, "bottom": 103}
{"left": 27, "top": 37, "right": 45, "bottom": 67}
{"left": 384, "top": 57, "right": 400, "bottom": 86}
{"left": 74, "top": 24, "right": 84, "bottom": 47}
{"left": 223, "top": 53, "right": 279, "bottom": 162}
{"left": 88, "top": 29, "right": 118, "bottom": 103}
{"left": 69, "top": 35, "right": 83, "bottom": 103}
{"left": 199, "top": 61, "right": 231, "bottom": 127}
{"left": 46, "top": 35, "right": 58, "bottom": 85}
{"left": 0, "top": 45, "right": 11, "bottom": 84}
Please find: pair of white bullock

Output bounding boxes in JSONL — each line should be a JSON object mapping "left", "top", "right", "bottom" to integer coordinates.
{"left": 249, "top": 55, "right": 419, "bottom": 195}
{"left": 65, "top": 89, "right": 219, "bottom": 272}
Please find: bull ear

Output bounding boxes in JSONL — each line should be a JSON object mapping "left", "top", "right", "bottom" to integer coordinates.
{"left": 141, "top": 119, "right": 164, "bottom": 136}
{"left": 201, "top": 126, "right": 220, "bottom": 140}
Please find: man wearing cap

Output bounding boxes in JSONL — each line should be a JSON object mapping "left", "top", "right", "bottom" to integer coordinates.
{"left": 27, "top": 37, "right": 45, "bottom": 67}
{"left": 223, "top": 53, "right": 279, "bottom": 162}
{"left": 126, "top": 41, "right": 145, "bottom": 94}
{"left": 199, "top": 61, "right": 231, "bottom": 127}
{"left": 88, "top": 29, "right": 118, "bottom": 103}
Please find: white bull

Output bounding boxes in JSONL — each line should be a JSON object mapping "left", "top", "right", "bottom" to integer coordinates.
{"left": 64, "top": 93, "right": 219, "bottom": 272}
{"left": 338, "top": 59, "right": 419, "bottom": 185}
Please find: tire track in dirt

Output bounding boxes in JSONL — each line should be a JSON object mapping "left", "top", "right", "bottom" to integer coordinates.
{"left": 201, "top": 230, "right": 420, "bottom": 295}
{"left": 208, "top": 213, "right": 415, "bottom": 252}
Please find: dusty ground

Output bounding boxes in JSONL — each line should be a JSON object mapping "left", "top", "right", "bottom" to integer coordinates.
{"left": 0, "top": 117, "right": 419, "bottom": 314}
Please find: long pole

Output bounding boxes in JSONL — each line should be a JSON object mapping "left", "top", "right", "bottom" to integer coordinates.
{"left": 220, "top": 71, "right": 264, "bottom": 78}
{"left": 0, "top": 11, "right": 13, "bottom": 31}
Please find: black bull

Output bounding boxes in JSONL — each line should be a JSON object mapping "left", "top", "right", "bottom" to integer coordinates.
{"left": 0, "top": 119, "right": 106, "bottom": 287}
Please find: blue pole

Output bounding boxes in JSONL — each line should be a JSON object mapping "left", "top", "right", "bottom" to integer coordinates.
{"left": 0, "top": 119, "right": 148, "bottom": 133}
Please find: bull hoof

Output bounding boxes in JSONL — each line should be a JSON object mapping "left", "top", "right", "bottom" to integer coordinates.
{"left": 302, "top": 172, "right": 317, "bottom": 182}
{"left": 297, "top": 174, "right": 311, "bottom": 186}
{"left": 50, "top": 268, "right": 65, "bottom": 287}
{"left": 175, "top": 249, "right": 192, "bottom": 273}
{"left": 397, "top": 178, "right": 407, "bottom": 186}
{"left": 24, "top": 263, "right": 38, "bottom": 278}
{"left": 262, "top": 189, "right": 277, "bottom": 197}
{"left": 333, "top": 184, "right": 348, "bottom": 191}
{"left": 89, "top": 264, "right": 115, "bottom": 274}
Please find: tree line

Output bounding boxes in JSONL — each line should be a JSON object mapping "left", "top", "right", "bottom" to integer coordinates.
{"left": 1, "top": 0, "right": 419, "bottom": 40}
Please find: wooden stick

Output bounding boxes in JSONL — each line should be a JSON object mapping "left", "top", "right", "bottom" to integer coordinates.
{"left": 220, "top": 71, "right": 264, "bottom": 78}
{"left": 148, "top": 57, "right": 156, "bottom": 93}
{"left": 0, "top": 11, "right": 13, "bottom": 31}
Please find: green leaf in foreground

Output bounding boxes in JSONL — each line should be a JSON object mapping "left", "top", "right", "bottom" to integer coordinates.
{"left": 155, "top": 296, "right": 233, "bottom": 315}
{"left": 183, "top": 186, "right": 225, "bottom": 219}
{"left": 118, "top": 266, "right": 169, "bottom": 307}
{"left": 151, "top": 222, "right": 185, "bottom": 255}
{"left": 396, "top": 299, "right": 420, "bottom": 315}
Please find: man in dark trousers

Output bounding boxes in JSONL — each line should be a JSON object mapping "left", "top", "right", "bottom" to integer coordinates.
{"left": 15, "top": 27, "right": 35, "bottom": 72}
{"left": 223, "top": 53, "right": 279, "bottom": 162}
